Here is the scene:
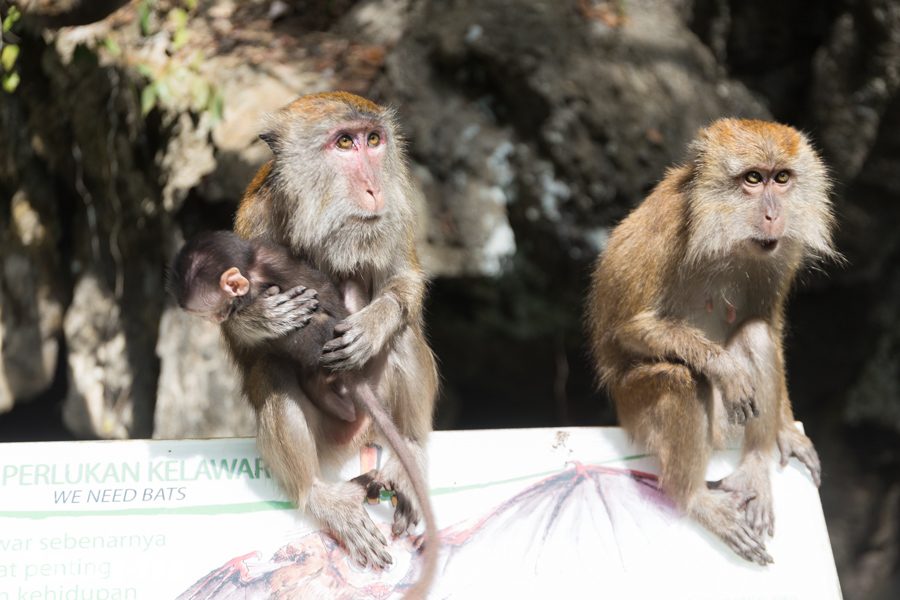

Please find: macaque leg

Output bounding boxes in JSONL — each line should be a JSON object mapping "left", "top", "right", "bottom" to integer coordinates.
{"left": 253, "top": 365, "right": 392, "bottom": 568}
{"left": 614, "top": 362, "right": 772, "bottom": 565}
{"left": 714, "top": 320, "right": 780, "bottom": 539}
{"left": 377, "top": 331, "right": 438, "bottom": 537}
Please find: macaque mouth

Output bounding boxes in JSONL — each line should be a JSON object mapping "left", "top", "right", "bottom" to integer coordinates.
{"left": 752, "top": 237, "right": 779, "bottom": 252}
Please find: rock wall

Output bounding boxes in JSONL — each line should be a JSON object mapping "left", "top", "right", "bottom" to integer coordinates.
{"left": 1, "top": 0, "right": 898, "bottom": 597}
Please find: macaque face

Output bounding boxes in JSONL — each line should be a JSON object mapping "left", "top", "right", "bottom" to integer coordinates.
{"left": 686, "top": 119, "right": 834, "bottom": 265}
{"left": 182, "top": 287, "right": 234, "bottom": 324}
{"left": 326, "top": 123, "right": 388, "bottom": 215}
{"left": 182, "top": 292, "right": 232, "bottom": 323}
{"left": 258, "top": 92, "right": 418, "bottom": 274}
{"left": 737, "top": 167, "right": 792, "bottom": 254}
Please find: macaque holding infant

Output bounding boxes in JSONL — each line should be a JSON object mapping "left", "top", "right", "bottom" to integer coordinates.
{"left": 172, "top": 91, "right": 441, "bottom": 599}
{"left": 169, "top": 231, "right": 437, "bottom": 598}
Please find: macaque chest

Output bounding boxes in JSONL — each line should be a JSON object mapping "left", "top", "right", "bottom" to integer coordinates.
{"left": 674, "top": 276, "right": 755, "bottom": 345}
{"left": 341, "top": 276, "right": 372, "bottom": 314}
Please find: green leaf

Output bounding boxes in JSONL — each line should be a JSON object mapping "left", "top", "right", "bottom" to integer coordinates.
{"left": 190, "top": 78, "right": 210, "bottom": 110}
{"left": 172, "top": 28, "right": 189, "bottom": 51}
{"left": 183, "top": 0, "right": 198, "bottom": 11}
{"left": 140, "top": 84, "right": 157, "bottom": 115}
{"left": 208, "top": 90, "right": 224, "bottom": 122}
{"left": 103, "top": 37, "right": 122, "bottom": 57}
{"left": 2, "top": 71, "right": 20, "bottom": 93}
{"left": 138, "top": 1, "right": 153, "bottom": 36}
{"left": 3, "top": 6, "right": 21, "bottom": 32}
{"left": 169, "top": 8, "right": 189, "bottom": 29}
{"left": 136, "top": 63, "right": 155, "bottom": 79}
{"left": 1, "top": 44, "right": 18, "bottom": 72}
{"left": 155, "top": 78, "right": 172, "bottom": 104}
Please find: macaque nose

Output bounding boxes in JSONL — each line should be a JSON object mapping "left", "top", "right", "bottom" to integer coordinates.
{"left": 362, "top": 187, "right": 384, "bottom": 212}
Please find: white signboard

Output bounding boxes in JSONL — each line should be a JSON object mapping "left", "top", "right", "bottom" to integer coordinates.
{"left": 0, "top": 427, "right": 840, "bottom": 599}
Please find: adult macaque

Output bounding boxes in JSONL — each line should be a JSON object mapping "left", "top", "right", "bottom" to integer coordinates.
{"left": 587, "top": 119, "right": 836, "bottom": 565}
{"left": 227, "top": 92, "right": 437, "bottom": 585}
{"left": 169, "top": 231, "right": 438, "bottom": 598}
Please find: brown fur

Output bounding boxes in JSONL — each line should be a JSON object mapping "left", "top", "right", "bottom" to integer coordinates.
{"left": 231, "top": 92, "right": 439, "bottom": 598}
{"left": 587, "top": 118, "right": 835, "bottom": 565}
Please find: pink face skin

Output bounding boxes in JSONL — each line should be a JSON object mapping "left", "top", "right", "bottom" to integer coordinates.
{"left": 327, "top": 124, "right": 387, "bottom": 215}
{"left": 740, "top": 167, "right": 792, "bottom": 253}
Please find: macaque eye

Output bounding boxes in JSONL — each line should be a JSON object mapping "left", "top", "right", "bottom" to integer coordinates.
{"left": 336, "top": 134, "right": 354, "bottom": 150}
{"left": 367, "top": 132, "right": 381, "bottom": 147}
{"left": 743, "top": 171, "right": 763, "bottom": 185}
{"left": 774, "top": 170, "right": 790, "bottom": 184}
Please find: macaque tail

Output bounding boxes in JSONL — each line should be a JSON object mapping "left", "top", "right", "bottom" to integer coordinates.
{"left": 353, "top": 381, "right": 439, "bottom": 600}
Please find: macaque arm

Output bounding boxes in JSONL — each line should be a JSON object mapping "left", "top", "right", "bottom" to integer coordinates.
{"left": 380, "top": 254, "right": 427, "bottom": 326}
{"left": 321, "top": 254, "right": 425, "bottom": 371}
{"left": 618, "top": 310, "right": 757, "bottom": 422}
{"left": 616, "top": 310, "right": 724, "bottom": 374}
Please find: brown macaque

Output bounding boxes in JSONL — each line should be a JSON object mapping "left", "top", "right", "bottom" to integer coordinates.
{"left": 229, "top": 92, "right": 438, "bottom": 596}
{"left": 587, "top": 119, "right": 836, "bottom": 565}
{"left": 169, "top": 231, "right": 438, "bottom": 598}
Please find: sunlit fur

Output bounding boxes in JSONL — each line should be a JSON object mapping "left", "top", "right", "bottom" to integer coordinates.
{"left": 586, "top": 118, "right": 832, "bottom": 565}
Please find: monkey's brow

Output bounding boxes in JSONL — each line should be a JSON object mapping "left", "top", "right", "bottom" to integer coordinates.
{"left": 331, "top": 119, "right": 383, "bottom": 132}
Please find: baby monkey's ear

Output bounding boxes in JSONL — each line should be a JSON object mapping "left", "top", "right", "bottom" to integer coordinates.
{"left": 220, "top": 267, "right": 250, "bottom": 297}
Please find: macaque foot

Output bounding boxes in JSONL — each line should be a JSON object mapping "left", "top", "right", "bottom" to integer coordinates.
{"left": 692, "top": 488, "right": 773, "bottom": 566}
{"left": 388, "top": 482, "right": 421, "bottom": 537}
{"left": 379, "top": 456, "right": 423, "bottom": 537}
{"left": 710, "top": 462, "right": 774, "bottom": 539}
{"left": 351, "top": 469, "right": 386, "bottom": 505}
{"left": 311, "top": 481, "right": 392, "bottom": 569}
{"left": 351, "top": 467, "right": 420, "bottom": 536}
{"left": 777, "top": 425, "right": 821, "bottom": 486}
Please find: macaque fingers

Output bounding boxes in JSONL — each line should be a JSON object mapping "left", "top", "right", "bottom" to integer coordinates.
{"left": 726, "top": 397, "right": 751, "bottom": 425}
{"left": 387, "top": 482, "right": 421, "bottom": 537}
{"left": 340, "top": 510, "right": 393, "bottom": 569}
{"left": 351, "top": 470, "right": 386, "bottom": 505}
{"left": 321, "top": 328, "right": 372, "bottom": 370}
{"left": 778, "top": 428, "right": 822, "bottom": 486}
{"left": 265, "top": 287, "right": 318, "bottom": 314}
{"left": 743, "top": 492, "right": 775, "bottom": 539}
{"left": 728, "top": 522, "right": 773, "bottom": 566}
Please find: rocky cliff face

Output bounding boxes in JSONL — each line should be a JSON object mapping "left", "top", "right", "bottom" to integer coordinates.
{"left": 1, "top": 1, "right": 898, "bottom": 596}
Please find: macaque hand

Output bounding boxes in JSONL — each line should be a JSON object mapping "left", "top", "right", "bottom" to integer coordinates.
{"left": 777, "top": 424, "right": 821, "bottom": 487}
{"left": 707, "top": 353, "right": 758, "bottom": 425}
{"left": 321, "top": 296, "right": 401, "bottom": 371}
{"left": 258, "top": 285, "right": 319, "bottom": 337}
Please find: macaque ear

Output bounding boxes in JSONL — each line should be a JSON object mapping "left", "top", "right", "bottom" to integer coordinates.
{"left": 259, "top": 126, "right": 281, "bottom": 153}
{"left": 220, "top": 267, "right": 250, "bottom": 298}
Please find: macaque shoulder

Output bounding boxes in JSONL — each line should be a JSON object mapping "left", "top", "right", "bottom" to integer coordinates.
{"left": 594, "top": 171, "right": 690, "bottom": 317}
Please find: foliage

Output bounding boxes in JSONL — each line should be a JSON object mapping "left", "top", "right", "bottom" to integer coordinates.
{"left": 127, "top": 0, "right": 222, "bottom": 120}
{"left": 1, "top": 4, "right": 20, "bottom": 93}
